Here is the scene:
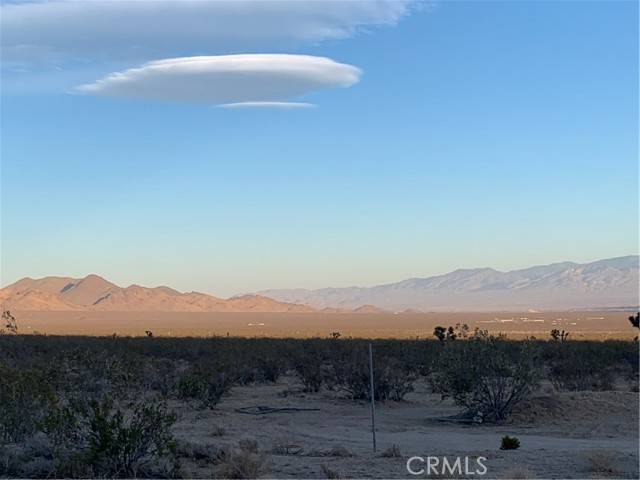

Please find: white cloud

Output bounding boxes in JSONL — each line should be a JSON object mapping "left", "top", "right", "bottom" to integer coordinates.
{"left": 75, "top": 54, "right": 361, "bottom": 105}
{"left": 1, "top": 0, "right": 416, "bottom": 64}
{"left": 219, "top": 102, "right": 315, "bottom": 109}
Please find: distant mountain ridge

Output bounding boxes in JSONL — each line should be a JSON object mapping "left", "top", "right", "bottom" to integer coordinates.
{"left": 259, "top": 256, "right": 639, "bottom": 311}
{"left": 0, "top": 274, "right": 314, "bottom": 313}
{"left": 2, "top": 256, "right": 637, "bottom": 313}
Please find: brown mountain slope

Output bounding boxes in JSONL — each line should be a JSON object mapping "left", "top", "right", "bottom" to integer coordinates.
{"left": 90, "top": 286, "right": 230, "bottom": 312}
{"left": 226, "top": 295, "right": 314, "bottom": 313}
{"left": 0, "top": 275, "right": 314, "bottom": 313}
{"left": 352, "top": 304, "right": 389, "bottom": 314}
{"left": 0, "top": 288, "right": 82, "bottom": 311}
{"left": 6, "top": 276, "right": 77, "bottom": 295}
{"left": 59, "top": 274, "right": 118, "bottom": 307}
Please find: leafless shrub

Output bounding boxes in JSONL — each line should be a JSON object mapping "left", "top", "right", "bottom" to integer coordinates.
{"left": 326, "top": 445, "right": 353, "bottom": 457}
{"left": 210, "top": 425, "right": 226, "bottom": 437}
{"left": 238, "top": 438, "right": 259, "bottom": 453}
{"left": 321, "top": 464, "right": 345, "bottom": 479}
{"left": 583, "top": 450, "right": 619, "bottom": 477}
{"left": 176, "top": 440, "right": 219, "bottom": 463}
{"left": 294, "top": 361, "right": 326, "bottom": 393}
{"left": 269, "top": 441, "right": 303, "bottom": 456}
{"left": 379, "top": 444, "right": 402, "bottom": 458}
{"left": 216, "top": 441, "right": 268, "bottom": 479}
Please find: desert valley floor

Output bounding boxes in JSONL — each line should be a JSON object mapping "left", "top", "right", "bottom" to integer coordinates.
{"left": 12, "top": 310, "right": 638, "bottom": 339}
{"left": 174, "top": 378, "right": 639, "bottom": 479}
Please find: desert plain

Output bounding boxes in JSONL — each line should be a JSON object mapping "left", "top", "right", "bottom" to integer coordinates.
{"left": 11, "top": 309, "right": 638, "bottom": 339}
{"left": 1, "top": 326, "right": 638, "bottom": 479}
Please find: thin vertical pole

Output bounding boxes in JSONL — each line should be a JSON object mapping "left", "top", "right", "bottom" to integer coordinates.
{"left": 368, "top": 342, "right": 377, "bottom": 452}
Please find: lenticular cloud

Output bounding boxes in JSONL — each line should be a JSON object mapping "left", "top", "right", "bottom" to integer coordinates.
{"left": 76, "top": 54, "right": 362, "bottom": 106}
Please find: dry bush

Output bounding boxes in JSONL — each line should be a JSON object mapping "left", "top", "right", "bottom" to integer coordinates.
{"left": 294, "top": 360, "right": 326, "bottom": 393}
{"left": 210, "top": 425, "right": 226, "bottom": 437}
{"left": 237, "top": 438, "right": 259, "bottom": 453}
{"left": 326, "top": 445, "right": 353, "bottom": 457}
{"left": 269, "top": 437, "right": 302, "bottom": 455}
{"left": 583, "top": 450, "right": 620, "bottom": 477}
{"left": 216, "top": 441, "right": 268, "bottom": 479}
{"left": 379, "top": 444, "right": 402, "bottom": 458}
{"left": 321, "top": 464, "right": 345, "bottom": 479}
{"left": 238, "top": 355, "right": 286, "bottom": 385}
{"left": 140, "top": 358, "right": 185, "bottom": 396}
{"left": 175, "top": 439, "right": 220, "bottom": 463}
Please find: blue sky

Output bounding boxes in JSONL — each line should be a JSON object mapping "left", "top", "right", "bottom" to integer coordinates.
{"left": 1, "top": 0, "right": 638, "bottom": 296}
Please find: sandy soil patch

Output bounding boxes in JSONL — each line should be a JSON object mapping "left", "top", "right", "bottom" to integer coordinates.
{"left": 171, "top": 377, "right": 639, "bottom": 478}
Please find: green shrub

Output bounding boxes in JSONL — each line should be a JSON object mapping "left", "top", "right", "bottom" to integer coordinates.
{"left": 500, "top": 435, "right": 520, "bottom": 450}
{"left": 294, "top": 344, "right": 327, "bottom": 392}
{"left": 254, "top": 355, "right": 286, "bottom": 383}
{"left": 0, "top": 367, "right": 56, "bottom": 443}
{"left": 331, "top": 353, "right": 416, "bottom": 401}
{"left": 85, "top": 398, "right": 179, "bottom": 478}
{"left": 430, "top": 336, "right": 541, "bottom": 422}
{"left": 176, "top": 368, "right": 234, "bottom": 409}
{"left": 546, "top": 342, "right": 621, "bottom": 391}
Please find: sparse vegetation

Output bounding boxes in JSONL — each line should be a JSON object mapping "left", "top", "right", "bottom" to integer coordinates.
{"left": 0, "top": 333, "right": 636, "bottom": 477}
{"left": 545, "top": 341, "right": 626, "bottom": 391}
{"left": 0, "top": 367, "right": 56, "bottom": 443}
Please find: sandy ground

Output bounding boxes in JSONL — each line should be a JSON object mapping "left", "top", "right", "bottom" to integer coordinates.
{"left": 171, "top": 377, "right": 639, "bottom": 479}
{"left": 12, "top": 310, "right": 638, "bottom": 339}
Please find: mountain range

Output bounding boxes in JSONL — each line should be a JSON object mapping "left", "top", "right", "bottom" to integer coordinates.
{"left": 1, "top": 256, "right": 637, "bottom": 312}
{"left": 259, "top": 256, "right": 639, "bottom": 311}
{"left": 0, "top": 274, "right": 313, "bottom": 313}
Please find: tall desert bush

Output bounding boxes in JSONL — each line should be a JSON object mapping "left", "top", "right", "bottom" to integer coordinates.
{"left": 430, "top": 336, "right": 541, "bottom": 422}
